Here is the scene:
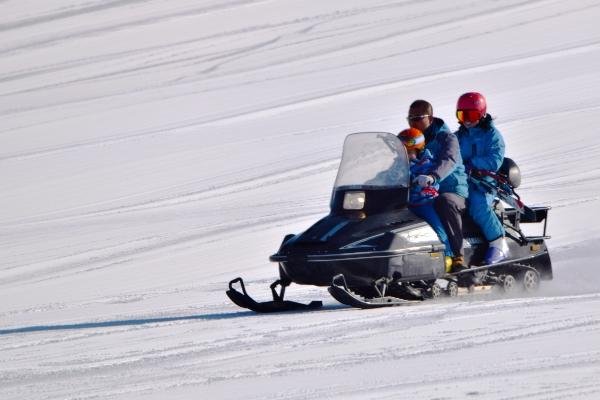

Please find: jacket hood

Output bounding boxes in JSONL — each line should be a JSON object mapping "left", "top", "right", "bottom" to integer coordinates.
{"left": 424, "top": 117, "right": 450, "bottom": 144}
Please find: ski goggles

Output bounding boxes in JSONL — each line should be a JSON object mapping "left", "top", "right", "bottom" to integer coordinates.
{"left": 456, "top": 109, "right": 483, "bottom": 124}
{"left": 400, "top": 134, "right": 425, "bottom": 150}
{"left": 406, "top": 114, "right": 430, "bottom": 122}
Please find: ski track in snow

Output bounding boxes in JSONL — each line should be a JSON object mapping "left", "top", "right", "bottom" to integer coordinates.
{"left": 2, "top": 0, "right": 600, "bottom": 399}
{"left": 1, "top": 1, "right": 598, "bottom": 123}
{"left": 0, "top": 156, "right": 339, "bottom": 227}
{"left": 0, "top": 0, "right": 276, "bottom": 55}
{"left": 2, "top": 294, "right": 600, "bottom": 399}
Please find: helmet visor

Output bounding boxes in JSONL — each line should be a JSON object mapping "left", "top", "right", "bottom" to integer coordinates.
{"left": 456, "top": 109, "right": 482, "bottom": 124}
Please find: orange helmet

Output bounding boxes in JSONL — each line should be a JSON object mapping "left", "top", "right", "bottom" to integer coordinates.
{"left": 398, "top": 128, "right": 425, "bottom": 151}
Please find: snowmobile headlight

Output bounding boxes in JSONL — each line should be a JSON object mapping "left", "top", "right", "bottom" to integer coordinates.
{"left": 343, "top": 191, "right": 365, "bottom": 210}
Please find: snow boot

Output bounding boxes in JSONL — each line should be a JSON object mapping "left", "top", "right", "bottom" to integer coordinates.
{"left": 450, "top": 256, "right": 466, "bottom": 273}
{"left": 484, "top": 237, "right": 509, "bottom": 265}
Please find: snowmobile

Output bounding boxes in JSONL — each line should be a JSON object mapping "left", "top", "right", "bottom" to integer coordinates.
{"left": 226, "top": 132, "right": 552, "bottom": 312}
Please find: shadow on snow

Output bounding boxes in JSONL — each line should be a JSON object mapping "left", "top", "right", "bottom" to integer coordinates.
{"left": 0, "top": 310, "right": 253, "bottom": 335}
{"left": 0, "top": 304, "right": 346, "bottom": 335}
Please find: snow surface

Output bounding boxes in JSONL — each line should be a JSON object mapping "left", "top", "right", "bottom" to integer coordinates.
{"left": 2, "top": 1, "right": 600, "bottom": 399}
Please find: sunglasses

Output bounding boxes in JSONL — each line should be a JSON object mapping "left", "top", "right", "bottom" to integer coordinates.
{"left": 406, "top": 114, "right": 430, "bottom": 122}
{"left": 456, "top": 109, "right": 482, "bottom": 124}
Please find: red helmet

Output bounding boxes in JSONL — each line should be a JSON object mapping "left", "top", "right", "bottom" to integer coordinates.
{"left": 456, "top": 92, "right": 487, "bottom": 124}
{"left": 398, "top": 128, "right": 425, "bottom": 151}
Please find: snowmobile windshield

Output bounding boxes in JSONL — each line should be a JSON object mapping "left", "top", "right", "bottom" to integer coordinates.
{"left": 333, "top": 132, "right": 410, "bottom": 190}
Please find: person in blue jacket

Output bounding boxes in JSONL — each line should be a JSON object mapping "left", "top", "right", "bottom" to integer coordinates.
{"left": 398, "top": 128, "right": 453, "bottom": 263}
{"left": 455, "top": 92, "right": 508, "bottom": 265}
{"left": 406, "top": 100, "right": 469, "bottom": 272}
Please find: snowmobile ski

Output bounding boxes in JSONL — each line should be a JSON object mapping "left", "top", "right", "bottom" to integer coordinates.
{"left": 327, "top": 285, "right": 419, "bottom": 308}
{"left": 226, "top": 277, "right": 322, "bottom": 313}
{"left": 328, "top": 274, "right": 420, "bottom": 309}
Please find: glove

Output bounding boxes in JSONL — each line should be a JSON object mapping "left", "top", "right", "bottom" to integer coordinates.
{"left": 415, "top": 175, "right": 434, "bottom": 187}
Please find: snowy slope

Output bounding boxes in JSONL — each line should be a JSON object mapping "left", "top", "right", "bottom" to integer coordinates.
{"left": 1, "top": 1, "right": 600, "bottom": 399}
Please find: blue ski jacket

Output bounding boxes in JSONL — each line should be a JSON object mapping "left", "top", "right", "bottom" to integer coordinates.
{"left": 455, "top": 115, "right": 506, "bottom": 241}
{"left": 455, "top": 115, "right": 505, "bottom": 177}
{"left": 423, "top": 118, "right": 469, "bottom": 198}
{"left": 409, "top": 149, "right": 439, "bottom": 206}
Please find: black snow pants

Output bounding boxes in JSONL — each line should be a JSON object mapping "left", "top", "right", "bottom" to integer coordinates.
{"left": 434, "top": 192, "right": 466, "bottom": 257}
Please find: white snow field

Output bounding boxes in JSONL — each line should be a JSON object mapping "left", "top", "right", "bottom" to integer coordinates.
{"left": 2, "top": 0, "right": 600, "bottom": 399}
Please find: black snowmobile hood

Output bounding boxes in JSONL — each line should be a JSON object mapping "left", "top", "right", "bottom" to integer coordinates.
{"left": 270, "top": 208, "right": 444, "bottom": 262}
